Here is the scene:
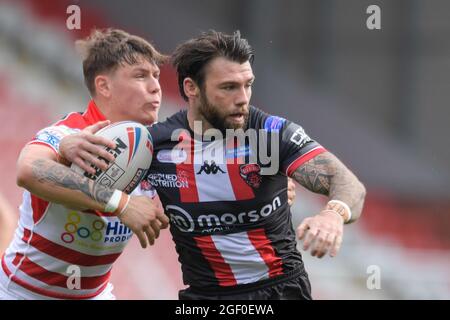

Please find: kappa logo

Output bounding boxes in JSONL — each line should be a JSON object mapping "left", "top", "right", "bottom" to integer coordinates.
{"left": 196, "top": 160, "right": 226, "bottom": 175}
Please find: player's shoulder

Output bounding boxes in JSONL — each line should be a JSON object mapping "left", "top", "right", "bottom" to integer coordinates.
{"left": 53, "top": 111, "right": 86, "bottom": 129}
{"left": 29, "top": 111, "right": 85, "bottom": 150}
{"left": 37, "top": 111, "right": 85, "bottom": 138}
{"left": 147, "top": 109, "right": 188, "bottom": 143}
{"left": 249, "top": 105, "right": 288, "bottom": 131}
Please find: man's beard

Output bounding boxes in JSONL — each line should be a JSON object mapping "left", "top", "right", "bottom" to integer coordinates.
{"left": 198, "top": 91, "right": 249, "bottom": 135}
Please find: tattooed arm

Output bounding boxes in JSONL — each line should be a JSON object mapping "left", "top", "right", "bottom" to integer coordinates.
{"left": 16, "top": 144, "right": 169, "bottom": 248}
{"left": 290, "top": 151, "right": 366, "bottom": 258}
{"left": 291, "top": 151, "right": 366, "bottom": 223}
{"left": 17, "top": 144, "right": 112, "bottom": 211}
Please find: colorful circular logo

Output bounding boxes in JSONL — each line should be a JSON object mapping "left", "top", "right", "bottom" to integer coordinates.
{"left": 61, "top": 212, "right": 106, "bottom": 243}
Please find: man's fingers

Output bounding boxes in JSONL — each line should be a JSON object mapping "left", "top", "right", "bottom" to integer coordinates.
{"left": 330, "top": 235, "right": 343, "bottom": 257}
{"left": 85, "top": 120, "right": 111, "bottom": 134}
{"left": 287, "top": 193, "right": 294, "bottom": 206}
{"left": 144, "top": 226, "right": 155, "bottom": 246}
{"left": 298, "top": 213, "right": 345, "bottom": 258}
{"left": 287, "top": 177, "right": 295, "bottom": 190}
{"left": 310, "top": 231, "right": 325, "bottom": 256}
{"left": 86, "top": 134, "right": 117, "bottom": 151}
{"left": 316, "top": 233, "right": 332, "bottom": 258}
{"left": 79, "top": 150, "right": 108, "bottom": 171}
{"left": 151, "top": 220, "right": 161, "bottom": 239}
{"left": 302, "top": 227, "right": 318, "bottom": 251}
{"left": 135, "top": 231, "right": 147, "bottom": 249}
{"left": 287, "top": 178, "right": 296, "bottom": 206}
{"left": 157, "top": 211, "right": 170, "bottom": 229}
{"left": 73, "top": 157, "right": 96, "bottom": 175}
{"left": 297, "top": 221, "right": 309, "bottom": 240}
{"left": 83, "top": 140, "right": 116, "bottom": 164}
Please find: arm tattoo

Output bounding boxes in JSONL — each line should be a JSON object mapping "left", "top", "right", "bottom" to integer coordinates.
{"left": 31, "top": 159, "right": 113, "bottom": 205}
{"left": 291, "top": 152, "right": 366, "bottom": 221}
{"left": 291, "top": 156, "right": 334, "bottom": 195}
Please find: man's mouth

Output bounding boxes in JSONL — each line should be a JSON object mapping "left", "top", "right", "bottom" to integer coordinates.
{"left": 228, "top": 113, "right": 246, "bottom": 122}
{"left": 147, "top": 101, "right": 160, "bottom": 109}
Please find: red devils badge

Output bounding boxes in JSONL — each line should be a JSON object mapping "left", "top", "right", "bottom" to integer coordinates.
{"left": 240, "top": 164, "right": 262, "bottom": 188}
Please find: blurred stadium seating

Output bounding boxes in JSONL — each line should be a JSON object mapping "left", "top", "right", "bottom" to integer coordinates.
{"left": 0, "top": 0, "right": 448, "bottom": 299}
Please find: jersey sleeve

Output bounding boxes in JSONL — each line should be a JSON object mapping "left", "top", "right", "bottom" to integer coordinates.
{"left": 278, "top": 119, "right": 327, "bottom": 176}
{"left": 27, "top": 125, "right": 80, "bottom": 154}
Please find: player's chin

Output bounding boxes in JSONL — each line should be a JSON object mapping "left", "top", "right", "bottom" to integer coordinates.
{"left": 225, "top": 116, "right": 248, "bottom": 130}
{"left": 142, "top": 110, "right": 159, "bottom": 125}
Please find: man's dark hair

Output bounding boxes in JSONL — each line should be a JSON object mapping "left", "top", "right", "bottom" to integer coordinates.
{"left": 76, "top": 28, "right": 168, "bottom": 96}
{"left": 171, "top": 30, "right": 254, "bottom": 101}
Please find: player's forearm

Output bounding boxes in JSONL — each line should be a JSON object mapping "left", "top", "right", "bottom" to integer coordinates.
{"left": 291, "top": 151, "right": 366, "bottom": 223}
{"left": 17, "top": 158, "right": 113, "bottom": 211}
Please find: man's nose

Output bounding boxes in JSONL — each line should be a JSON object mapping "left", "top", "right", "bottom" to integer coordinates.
{"left": 235, "top": 86, "right": 250, "bottom": 106}
{"left": 148, "top": 76, "right": 161, "bottom": 94}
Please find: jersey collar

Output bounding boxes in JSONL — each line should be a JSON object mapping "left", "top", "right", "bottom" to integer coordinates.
{"left": 84, "top": 100, "right": 107, "bottom": 124}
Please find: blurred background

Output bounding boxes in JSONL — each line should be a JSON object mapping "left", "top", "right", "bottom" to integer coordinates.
{"left": 0, "top": 0, "right": 448, "bottom": 299}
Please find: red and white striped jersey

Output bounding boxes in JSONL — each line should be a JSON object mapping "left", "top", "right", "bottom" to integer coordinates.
{"left": 146, "top": 106, "right": 326, "bottom": 293}
{"left": 1, "top": 100, "right": 155, "bottom": 299}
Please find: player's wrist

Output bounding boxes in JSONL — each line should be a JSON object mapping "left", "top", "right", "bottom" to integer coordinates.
{"left": 56, "top": 153, "right": 71, "bottom": 166}
{"left": 104, "top": 190, "right": 130, "bottom": 218}
{"left": 320, "top": 209, "right": 344, "bottom": 224}
{"left": 325, "top": 199, "right": 352, "bottom": 223}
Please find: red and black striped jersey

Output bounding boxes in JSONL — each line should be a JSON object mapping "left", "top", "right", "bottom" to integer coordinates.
{"left": 146, "top": 105, "right": 326, "bottom": 292}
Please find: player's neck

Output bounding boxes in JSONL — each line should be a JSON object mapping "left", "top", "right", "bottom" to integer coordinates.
{"left": 93, "top": 99, "right": 120, "bottom": 123}
{"left": 187, "top": 108, "right": 214, "bottom": 136}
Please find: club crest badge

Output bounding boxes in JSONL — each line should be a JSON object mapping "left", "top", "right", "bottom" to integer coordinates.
{"left": 240, "top": 164, "right": 262, "bottom": 188}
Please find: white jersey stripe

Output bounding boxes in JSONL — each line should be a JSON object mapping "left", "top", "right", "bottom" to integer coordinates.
{"left": 2, "top": 257, "right": 108, "bottom": 298}
{"left": 194, "top": 141, "right": 236, "bottom": 202}
{"left": 22, "top": 249, "right": 112, "bottom": 277}
{"left": 211, "top": 232, "right": 269, "bottom": 285}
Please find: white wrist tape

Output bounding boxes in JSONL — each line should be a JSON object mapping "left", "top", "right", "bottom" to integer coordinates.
{"left": 328, "top": 199, "right": 352, "bottom": 223}
{"left": 104, "top": 190, "right": 123, "bottom": 213}
{"left": 116, "top": 195, "right": 130, "bottom": 218}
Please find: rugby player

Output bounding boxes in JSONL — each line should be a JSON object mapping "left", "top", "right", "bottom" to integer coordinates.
{"left": 59, "top": 30, "right": 366, "bottom": 300}
{"left": 0, "top": 29, "right": 169, "bottom": 299}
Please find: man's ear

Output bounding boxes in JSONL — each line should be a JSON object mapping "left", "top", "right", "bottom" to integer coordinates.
{"left": 94, "top": 74, "right": 111, "bottom": 98}
{"left": 183, "top": 78, "right": 200, "bottom": 100}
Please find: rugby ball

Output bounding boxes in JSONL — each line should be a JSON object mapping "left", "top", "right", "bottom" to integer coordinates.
{"left": 71, "top": 121, "right": 153, "bottom": 194}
